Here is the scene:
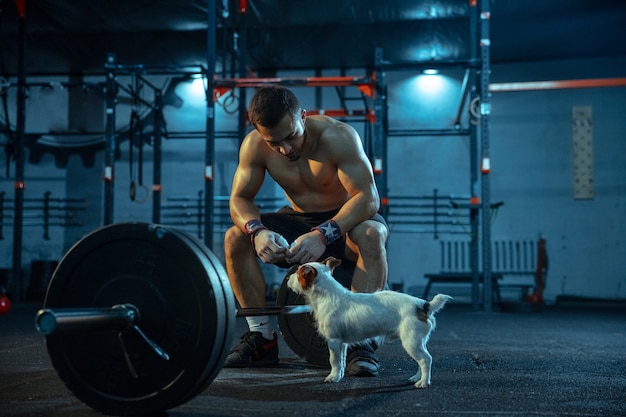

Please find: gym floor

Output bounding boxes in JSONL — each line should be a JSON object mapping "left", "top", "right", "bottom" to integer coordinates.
{"left": 1, "top": 300, "right": 625, "bottom": 417}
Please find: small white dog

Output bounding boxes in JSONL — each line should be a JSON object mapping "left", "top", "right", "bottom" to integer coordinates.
{"left": 287, "top": 257, "right": 452, "bottom": 388}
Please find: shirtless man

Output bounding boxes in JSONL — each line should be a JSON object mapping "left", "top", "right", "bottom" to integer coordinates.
{"left": 223, "top": 86, "right": 388, "bottom": 376}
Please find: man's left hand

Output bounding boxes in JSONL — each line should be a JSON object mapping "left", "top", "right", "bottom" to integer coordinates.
{"left": 285, "top": 230, "right": 327, "bottom": 264}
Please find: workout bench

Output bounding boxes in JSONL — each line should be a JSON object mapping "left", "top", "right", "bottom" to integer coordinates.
{"left": 423, "top": 239, "right": 540, "bottom": 303}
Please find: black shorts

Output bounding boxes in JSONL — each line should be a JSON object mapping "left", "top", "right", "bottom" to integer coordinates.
{"left": 260, "top": 206, "right": 387, "bottom": 269}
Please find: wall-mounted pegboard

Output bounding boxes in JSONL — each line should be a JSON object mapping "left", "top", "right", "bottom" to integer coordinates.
{"left": 571, "top": 106, "right": 594, "bottom": 199}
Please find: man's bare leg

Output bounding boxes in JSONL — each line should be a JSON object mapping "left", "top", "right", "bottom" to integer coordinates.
{"left": 344, "top": 220, "right": 388, "bottom": 377}
{"left": 223, "top": 226, "right": 279, "bottom": 367}
{"left": 223, "top": 225, "right": 267, "bottom": 308}
{"left": 346, "top": 220, "right": 388, "bottom": 293}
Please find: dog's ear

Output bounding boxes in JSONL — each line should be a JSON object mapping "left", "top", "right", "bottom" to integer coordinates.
{"left": 297, "top": 264, "right": 317, "bottom": 290}
{"left": 321, "top": 256, "right": 341, "bottom": 272}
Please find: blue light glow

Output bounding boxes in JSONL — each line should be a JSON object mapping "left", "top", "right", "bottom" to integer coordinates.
{"left": 177, "top": 78, "right": 206, "bottom": 107}
{"left": 411, "top": 73, "right": 448, "bottom": 96}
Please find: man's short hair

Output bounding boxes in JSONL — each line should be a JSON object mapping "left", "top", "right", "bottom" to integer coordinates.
{"left": 248, "top": 86, "right": 300, "bottom": 128}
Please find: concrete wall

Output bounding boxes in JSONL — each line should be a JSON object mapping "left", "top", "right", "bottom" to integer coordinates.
{"left": 384, "top": 57, "right": 626, "bottom": 301}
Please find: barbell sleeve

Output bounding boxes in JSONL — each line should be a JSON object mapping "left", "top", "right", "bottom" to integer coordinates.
{"left": 36, "top": 304, "right": 138, "bottom": 335}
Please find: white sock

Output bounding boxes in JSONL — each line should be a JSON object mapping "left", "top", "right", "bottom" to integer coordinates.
{"left": 246, "top": 316, "right": 274, "bottom": 340}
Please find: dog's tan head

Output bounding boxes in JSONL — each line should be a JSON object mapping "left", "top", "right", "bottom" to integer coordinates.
{"left": 288, "top": 256, "right": 341, "bottom": 294}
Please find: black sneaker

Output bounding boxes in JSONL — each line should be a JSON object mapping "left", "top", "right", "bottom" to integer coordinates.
{"left": 346, "top": 340, "right": 380, "bottom": 377}
{"left": 223, "top": 331, "right": 279, "bottom": 367}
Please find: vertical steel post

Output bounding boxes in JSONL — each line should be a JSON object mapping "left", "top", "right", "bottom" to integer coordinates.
{"left": 237, "top": 2, "right": 248, "bottom": 145}
{"left": 204, "top": 0, "right": 217, "bottom": 249}
{"left": 469, "top": 0, "right": 480, "bottom": 311}
{"left": 479, "top": 0, "right": 493, "bottom": 311}
{"left": 373, "top": 48, "right": 388, "bottom": 219}
{"left": 152, "top": 90, "right": 163, "bottom": 223}
{"left": 12, "top": 0, "right": 27, "bottom": 300}
{"left": 103, "top": 54, "right": 117, "bottom": 225}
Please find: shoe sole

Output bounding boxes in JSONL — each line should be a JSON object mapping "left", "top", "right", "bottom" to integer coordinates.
{"left": 223, "top": 357, "right": 279, "bottom": 368}
{"left": 346, "top": 360, "right": 379, "bottom": 377}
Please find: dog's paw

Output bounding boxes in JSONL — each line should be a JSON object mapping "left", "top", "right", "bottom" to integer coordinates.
{"left": 324, "top": 372, "right": 343, "bottom": 383}
{"left": 412, "top": 379, "right": 430, "bottom": 389}
{"left": 408, "top": 374, "right": 431, "bottom": 388}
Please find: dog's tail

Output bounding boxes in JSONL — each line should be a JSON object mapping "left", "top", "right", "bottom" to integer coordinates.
{"left": 428, "top": 293, "right": 453, "bottom": 314}
{"left": 417, "top": 294, "right": 453, "bottom": 322}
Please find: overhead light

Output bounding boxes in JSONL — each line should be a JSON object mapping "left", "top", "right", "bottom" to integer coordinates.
{"left": 413, "top": 73, "right": 446, "bottom": 96}
{"left": 422, "top": 68, "right": 440, "bottom": 75}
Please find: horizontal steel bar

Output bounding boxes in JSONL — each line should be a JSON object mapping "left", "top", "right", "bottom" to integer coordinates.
{"left": 489, "top": 77, "right": 626, "bottom": 92}
{"left": 236, "top": 305, "right": 313, "bottom": 317}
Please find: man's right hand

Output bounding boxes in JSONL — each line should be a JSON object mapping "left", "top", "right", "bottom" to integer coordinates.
{"left": 253, "top": 230, "right": 290, "bottom": 264}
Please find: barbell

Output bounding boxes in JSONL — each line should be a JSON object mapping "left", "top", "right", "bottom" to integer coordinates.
{"left": 34, "top": 222, "right": 347, "bottom": 416}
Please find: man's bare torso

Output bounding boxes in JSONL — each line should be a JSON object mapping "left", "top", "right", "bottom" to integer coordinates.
{"left": 255, "top": 116, "right": 352, "bottom": 212}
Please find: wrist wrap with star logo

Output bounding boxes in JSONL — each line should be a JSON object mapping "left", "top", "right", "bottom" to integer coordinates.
{"left": 313, "top": 220, "right": 341, "bottom": 245}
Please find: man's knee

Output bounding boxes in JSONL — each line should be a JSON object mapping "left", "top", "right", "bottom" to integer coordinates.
{"left": 366, "top": 221, "right": 388, "bottom": 244}
{"left": 224, "top": 225, "right": 251, "bottom": 255}
{"left": 347, "top": 221, "right": 388, "bottom": 258}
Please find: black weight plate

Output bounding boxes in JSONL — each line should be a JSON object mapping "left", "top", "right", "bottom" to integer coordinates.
{"left": 276, "top": 262, "right": 354, "bottom": 368}
{"left": 43, "top": 223, "right": 235, "bottom": 416}
{"left": 164, "top": 227, "right": 237, "bottom": 404}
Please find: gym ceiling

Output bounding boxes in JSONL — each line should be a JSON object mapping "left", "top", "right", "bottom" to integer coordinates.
{"left": 1, "top": 0, "right": 626, "bottom": 76}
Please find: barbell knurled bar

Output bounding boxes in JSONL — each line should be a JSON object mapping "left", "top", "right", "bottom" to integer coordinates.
{"left": 35, "top": 304, "right": 314, "bottom": 336}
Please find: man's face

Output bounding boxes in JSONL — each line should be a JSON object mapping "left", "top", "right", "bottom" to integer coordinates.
{"left": 257, "top": 110, "right": 306, "bottom": 161}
